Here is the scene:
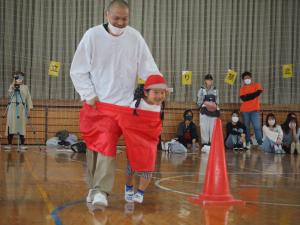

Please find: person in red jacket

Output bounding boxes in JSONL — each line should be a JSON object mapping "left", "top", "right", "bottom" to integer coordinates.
{"left": 239, "top": 71, "right": 263, "bottom": 149}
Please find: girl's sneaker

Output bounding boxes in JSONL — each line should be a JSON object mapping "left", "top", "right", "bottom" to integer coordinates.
{"left": 133, "top": 192, "right": 144, "bottom": 203}
{"left": 125, "top": 185, "right": 134, "bottom": 202}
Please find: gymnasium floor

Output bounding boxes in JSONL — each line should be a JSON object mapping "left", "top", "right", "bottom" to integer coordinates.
{"left": 0, "top": 146, "right": 300, "bottom": 225}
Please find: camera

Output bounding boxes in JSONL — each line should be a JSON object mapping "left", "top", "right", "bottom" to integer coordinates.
{"left": 14, "top": 83, "right": 20, "bottom": 90}
{"left": 14, "top": 75, "right": 21, "bottom": 80}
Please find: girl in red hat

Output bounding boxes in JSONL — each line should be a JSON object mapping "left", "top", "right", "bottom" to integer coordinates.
{"left": 124, "top": 74, "right": 167, "bottom": 204}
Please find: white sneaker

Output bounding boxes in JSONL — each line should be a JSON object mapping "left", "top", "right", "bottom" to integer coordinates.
{"left": 291, "top": 142, "right": 296, "bottom": 154}
{"left": 246, "top": 143, "right": 251, "bottom": 150}
{"left": 4, "top": 145, "right": 11, "bottom": 150}
{"left": 86, "top": 189, "right": 96, "bottom": 203}
{"left": 92, "top": 192, "right": 108, "bottom": 207}
{"left": 124, "top": 185, "right": 134, "bottom": 203}
{"left": 133, "top": 192, "right": 144, "bottom": 203}
{"left": 201, "top": 145, "right": 210, "bottom": 153}
{"left": 274, "top": 145, "right": 285, "bottom": 154}
{"left": 20, "top": 145, "right": 27, "bottom": 151}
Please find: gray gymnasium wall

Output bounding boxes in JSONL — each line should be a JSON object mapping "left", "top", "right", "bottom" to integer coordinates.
{"left": 0, "top": 0, "right": 299, "bottom": 104}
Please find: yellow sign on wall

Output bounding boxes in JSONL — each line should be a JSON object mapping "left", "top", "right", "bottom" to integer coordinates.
{"left": 282, "top": 64, "right": 293, "bottom": 79}
{"left": 182, "top": 71, "right": 192, "bottom": 85}
{"left": 48, "top": 61, "right": 61, "bottom": 77}
{"left": 224, "top": 69, "right": 237, "bottom": 85}
{"left": 137, "top": 77, "right": 145, "bottom": 84}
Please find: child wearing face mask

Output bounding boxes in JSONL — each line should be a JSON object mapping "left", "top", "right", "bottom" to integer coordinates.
{"left": 239, "top": 71, "right": 263, "bottom": 150}
{"left": 176, "top": 109, "right": 199, "bottom": 148}
{"left": 225, "top": 110, "right": 247, "bottom": 151}
{"left": 281, "top": 113, "right": 300, "bottom": 154}
{"left": 197, "top": 74, "right": 220, "bottom": 153}
{"left": 124, "top": 74, "right": 167, "bottom": 204}
{"left": 261, "top": 113, "right": 284, "bottom": 154}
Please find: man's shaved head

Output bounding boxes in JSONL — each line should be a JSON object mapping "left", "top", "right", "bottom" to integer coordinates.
{"left": 107, "top": 0, "right": 129, "bottom": 12}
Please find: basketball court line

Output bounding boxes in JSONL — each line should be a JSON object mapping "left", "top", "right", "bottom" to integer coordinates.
{"left": 155, "top": 174, "right": 300, "bottom": 207}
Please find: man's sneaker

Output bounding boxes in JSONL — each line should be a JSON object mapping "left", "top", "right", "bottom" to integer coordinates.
{"left": 86, "top": 189, "right": 96, "bottom": 203}
{"left": 92, "top": 192, "right": 108, "bottom": 207}
{"left": 133, "top": 192, "right": 144, "bottom": 204}
{"left": 4, "top": 145, "right": 11, "bottom": 151}
{"left": 86, "top": 202, "right": 104, "bottom": 215}
{"left": 125, "top": 185, "right": 134, "bottom": 203}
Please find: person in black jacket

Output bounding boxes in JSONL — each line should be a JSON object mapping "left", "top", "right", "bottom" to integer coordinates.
{"left": 225, "top": 110, "right": 247, "bottom": 150}
{"left": 177, "top": 109, "right": 199, "bottom": 148}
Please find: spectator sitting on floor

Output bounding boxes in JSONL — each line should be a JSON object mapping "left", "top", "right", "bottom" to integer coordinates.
{"left": 261, "top": 113, "right": 285, "bottom": 154}
{"left": 281, "top": 113, "right": 300, "bottom": 154}
{"left": 176, "top": 109, "right": 199, "bottom": 149}
{"left": 224, "top": 110, "right": 247, "bottom": 151}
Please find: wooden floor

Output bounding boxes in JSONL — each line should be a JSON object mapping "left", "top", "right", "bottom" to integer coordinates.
{"left": 0, "top": 145, "right": 300, "bottom": 225}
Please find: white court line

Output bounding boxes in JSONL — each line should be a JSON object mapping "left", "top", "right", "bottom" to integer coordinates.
{"left": 155, "top": 174, "right": 300, "bottom": 207}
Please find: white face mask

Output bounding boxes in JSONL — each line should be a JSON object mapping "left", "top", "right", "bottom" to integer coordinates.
{"left": 108, "top": 22, "right": 127, "bottom": 36}
{"left": 232, "top": 116, "right": 239, "bottom": 123}
{"left": 289, "top": 122, "right": 296, "bottom": 128}
{"left": 268, "top": 120, "right": 275, "bottom": 126}
{"left": 244, "top": 79, "right": 251, "bottom": 85}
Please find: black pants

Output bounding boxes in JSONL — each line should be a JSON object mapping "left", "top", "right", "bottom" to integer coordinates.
{"left": 7, "top": 127, "right": 25, "bottom": 145}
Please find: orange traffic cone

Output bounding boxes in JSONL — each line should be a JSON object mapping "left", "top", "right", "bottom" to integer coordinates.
{"left": 189, "top": 118, "right": 245, "bottom": 205}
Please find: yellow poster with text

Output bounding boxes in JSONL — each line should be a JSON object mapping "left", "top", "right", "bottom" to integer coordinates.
{"left": 282, "top": 64, "right": 293, "bottom": 79}
{"left": 224, "top": 69, "right": 237, "bottom": 85}
{"left": 182, "top": 71, "right": 192, "bottom": 85}
{"left": 48, "top": 61, "right": 61, "bottom": 77}
{"left": 137, "top": 77, "right": 145, "bottom": 84}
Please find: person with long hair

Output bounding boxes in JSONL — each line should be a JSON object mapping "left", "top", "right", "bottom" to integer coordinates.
{"left": 124, "top": 74, "right": 167, "bottom": 204}
{"left": 261, "top": 113, "right": 284, "bottom": 154}
{"left": 281, "top": 113, "right": 300, "bottom": 154}
{"left": 176, "top": 109, "right": 199, "bottom": 148}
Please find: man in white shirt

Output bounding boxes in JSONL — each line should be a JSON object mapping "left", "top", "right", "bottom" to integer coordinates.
{"left": 70, "top": 0, "right": 160, "bottom": 207}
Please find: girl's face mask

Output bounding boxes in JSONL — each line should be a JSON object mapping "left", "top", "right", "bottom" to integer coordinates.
{"left": 185, "top": 115, "right": 193, "bottom": 121}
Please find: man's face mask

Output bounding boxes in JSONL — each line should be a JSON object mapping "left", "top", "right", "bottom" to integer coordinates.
{"left": 244, "top": 78, "right": 251, "bottom": 85}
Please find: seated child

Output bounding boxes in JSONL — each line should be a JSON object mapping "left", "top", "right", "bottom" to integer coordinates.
{"left": 225, "top": 110, "right": 246, "bottom": 150}
{"left": 281, "top": 113, "right": 300, "bottom": 154}
{"left": 261, "top": 113, "right": 284, "bottom": 154}
{"left": 176, "top": 109, "right": 199, "bottom": 148}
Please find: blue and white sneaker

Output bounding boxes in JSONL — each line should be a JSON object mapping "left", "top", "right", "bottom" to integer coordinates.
{"left": 125, "top": 185, "right": 134, "bottom": 202}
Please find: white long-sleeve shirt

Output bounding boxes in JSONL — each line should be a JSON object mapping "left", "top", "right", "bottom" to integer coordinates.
{"left": 70, "top": 24, "right": 160, "bottom": 106}
{"left": 130, "top": 99, "right": 161, "bottom": 112}
{"left": 263, "top": 125, "right": 283, "bottom": 143}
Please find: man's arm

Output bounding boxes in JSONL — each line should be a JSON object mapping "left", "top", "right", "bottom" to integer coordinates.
{"left": 240, "top": 90, "right": 262, "bottom": 101}
{"left": 70, "top": 33, "right": 97, "bottom": 104}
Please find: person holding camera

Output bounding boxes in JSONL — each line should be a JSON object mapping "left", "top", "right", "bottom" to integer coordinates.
{"left": 4, "top": 71, "right": 33, "bottom": 150}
